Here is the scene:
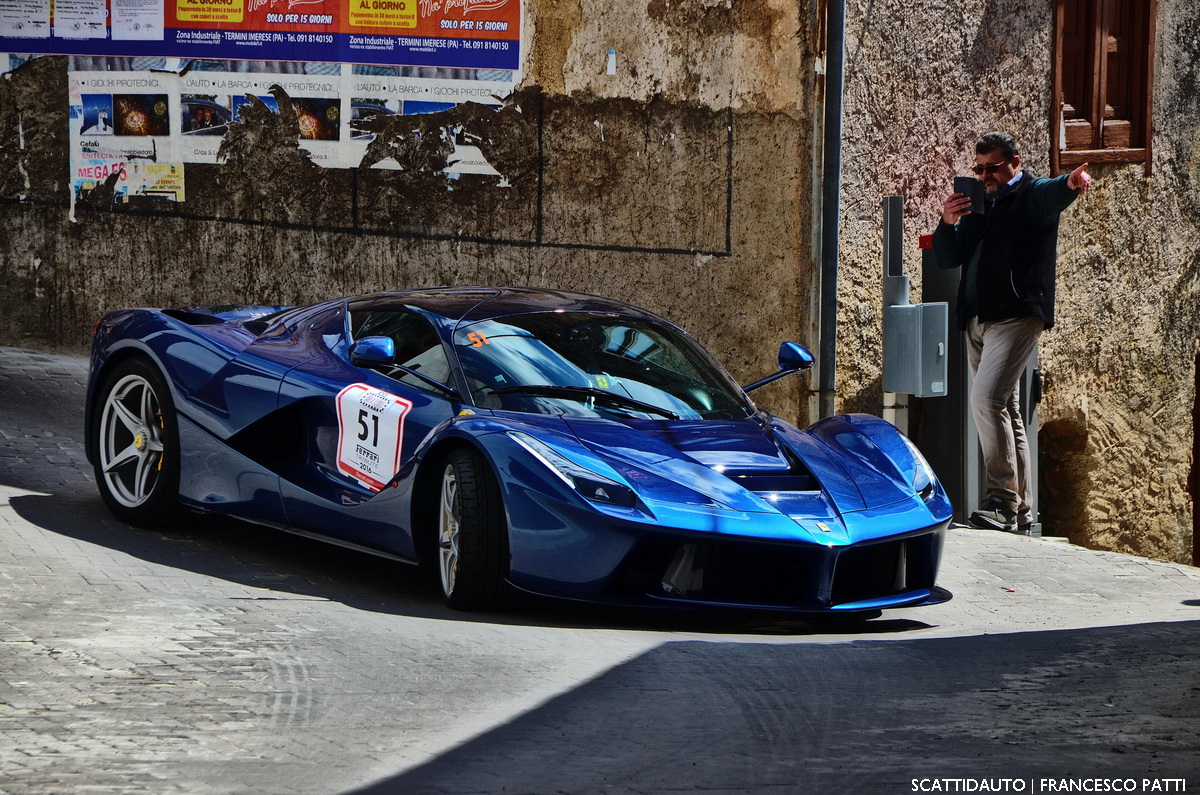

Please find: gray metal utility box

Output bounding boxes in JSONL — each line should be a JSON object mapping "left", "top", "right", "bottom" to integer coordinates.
{"left": 882, "top": 302, "right": 948, "bottom": 398}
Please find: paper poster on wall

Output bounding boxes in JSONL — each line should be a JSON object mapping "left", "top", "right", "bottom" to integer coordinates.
{"left": 9, "top": 51, "right": 513, "bottom": 203}
{"left": 53, "top": 0, "right": 107, "bottom": 39}
{"left": 126, "top": 160, "right": 185, "bottom": 200}
{"left": 0, "top": 0, "right": 522, "bottom": 71}
{"left": 63, "top": 58, "right": 510, "bottom": 173}
{"left": 69, "top": 67, "right": 183, "bottom": 201}
{"left": 0, "top": 51, "right": 43, "bottom": 70}
{"left": 112, "top": 0, "right": 166, "bottom": 40}
{"left": 0, "top": 0, "right": 51, "bottom": 39}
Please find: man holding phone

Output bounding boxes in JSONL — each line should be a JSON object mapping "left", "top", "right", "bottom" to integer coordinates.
{"left": 933, "top": 132, "right": 1092, "bottom": 533}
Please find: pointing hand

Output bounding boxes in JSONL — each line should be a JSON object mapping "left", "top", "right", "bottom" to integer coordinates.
{"left": 1068, "top": 162, "right": 1092, "bottom": 194}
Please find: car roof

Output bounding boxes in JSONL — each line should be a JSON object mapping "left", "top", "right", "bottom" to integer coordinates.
{"left": 346, "top": 287, "right": 666, "bottom": 325}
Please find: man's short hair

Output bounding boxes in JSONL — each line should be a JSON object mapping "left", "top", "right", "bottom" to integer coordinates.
{"left": 976, "top": 132, "right": 1019, "bottom": 160}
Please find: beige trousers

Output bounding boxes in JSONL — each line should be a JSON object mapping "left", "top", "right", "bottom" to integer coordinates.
{"left": 965, "top": 316, "right": 1043, "bottom": 526}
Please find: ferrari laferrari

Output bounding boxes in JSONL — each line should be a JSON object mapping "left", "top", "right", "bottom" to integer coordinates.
{"left": 85, "top": 287, "right": 953, "bottom": 613}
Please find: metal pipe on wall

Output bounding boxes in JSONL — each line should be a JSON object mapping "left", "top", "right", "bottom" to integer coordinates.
{"left": 818, "top": 0, "right": 846, "bottom": 418}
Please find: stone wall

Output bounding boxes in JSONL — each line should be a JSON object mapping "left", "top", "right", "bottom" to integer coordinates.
{"left": 833, "top": 0, "right": 1200, "bottom": 563}
{"left": 2, "top": 0, "right": 1197, "bottom": 563}
{"left": 0, "top": 0, "right": 821, "bottom": 425}
{"left": 1038, "top": 1, "right": 1200, "bottom": 563}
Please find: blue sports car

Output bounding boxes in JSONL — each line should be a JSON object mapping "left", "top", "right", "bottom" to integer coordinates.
{"left": 85, "top": 287, "right": 952, "bottom": 614}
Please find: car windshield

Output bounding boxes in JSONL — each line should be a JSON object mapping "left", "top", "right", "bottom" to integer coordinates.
{"left": 454, "top": 312, "right": 752, "bottom": 420}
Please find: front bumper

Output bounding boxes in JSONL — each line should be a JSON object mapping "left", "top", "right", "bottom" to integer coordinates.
{"left": 620, "top": 520, "right": 950, "bottom": 613}
{"left": 504, "top": 485, "right": 952, "bottom": 613}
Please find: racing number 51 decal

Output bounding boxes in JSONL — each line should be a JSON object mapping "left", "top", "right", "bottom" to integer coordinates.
{"left": 335, "top": 383, "right": 414, "bottom": 491}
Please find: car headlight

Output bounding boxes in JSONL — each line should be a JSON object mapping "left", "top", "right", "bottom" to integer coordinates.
{"left": 507, "top": 432, "right": 639, "bottom": 508}
{"left": 900, "top": 434, "right": 937, "bottom": 501}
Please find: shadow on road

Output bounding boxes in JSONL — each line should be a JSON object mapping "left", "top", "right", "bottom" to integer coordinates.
{"left": 350, "top": 621, "right": 1200, "bottom": 793}
{"left": 7, "top": 489, "right": 934, "bottom": 636}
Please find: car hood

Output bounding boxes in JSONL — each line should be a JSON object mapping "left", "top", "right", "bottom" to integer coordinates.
{"left": 558, "top": 415, "right": 916, "bottom": 516}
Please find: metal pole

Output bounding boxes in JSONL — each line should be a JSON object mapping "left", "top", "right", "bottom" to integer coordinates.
{"left": 818, "top": 0, "right": 846, "bottom": 419}
{"left": 882, "top": 196, "right": 907, "bottom": 434}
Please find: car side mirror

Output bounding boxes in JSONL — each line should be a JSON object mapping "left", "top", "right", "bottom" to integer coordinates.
{"left": 777, "top": 342, "right": 815, "bottom": 373}
{"left": 743, "top": 342, "right": 815, "bottom": 393}
{"left": 349, "top": 336, "right": 464, "bottom": 400}
{"left": 349, "top": 336, "right": 395, "bottom": 367}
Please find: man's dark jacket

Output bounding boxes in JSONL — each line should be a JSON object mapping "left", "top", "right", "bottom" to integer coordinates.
{"left": 932, "top": 171, "right": 1078, "bottom": 330}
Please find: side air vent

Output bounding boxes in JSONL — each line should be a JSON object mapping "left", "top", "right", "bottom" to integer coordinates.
{"left": 161, "top": 309, "right": 226, "bottom": 326}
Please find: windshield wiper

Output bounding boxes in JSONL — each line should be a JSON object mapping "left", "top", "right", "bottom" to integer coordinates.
{"left": 488, "top": 385, "right": 680, "bottom": 420}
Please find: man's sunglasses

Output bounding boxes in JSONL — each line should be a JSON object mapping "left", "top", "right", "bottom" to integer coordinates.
{"left": 972, "top": 160, "right": 1010, "bottom": 176}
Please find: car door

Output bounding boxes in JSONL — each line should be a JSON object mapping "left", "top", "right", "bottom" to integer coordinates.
{"left": 275, "top": 304, "right": 459, "bottom": 558}
{"left": 174, "top": 303, "right": 341, "bottom": 525}
{"left": 183, "top": 303, "right": 339, "bottom": 440}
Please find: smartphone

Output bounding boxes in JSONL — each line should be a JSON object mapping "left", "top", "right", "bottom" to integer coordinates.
{"left": 953, "top": 176, "right": 986, "bottom": 215}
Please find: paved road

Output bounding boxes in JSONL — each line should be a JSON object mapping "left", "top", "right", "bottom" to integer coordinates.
{"left": 1, "top": 346, "right": 1198, "bottom": 794}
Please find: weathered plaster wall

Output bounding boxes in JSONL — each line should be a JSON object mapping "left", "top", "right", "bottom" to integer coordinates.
{"left": 835, "top": 0, "right": 1200, "bottom": 563}
{"left": 1038, "top": 0, "right": 1200, "bottom": 563}
{"left": 836, "top": 0, "right": 1058, "bottom": 415}
{"left": 0, "top": 0, "right": 821, "bottom": 424}
{"left": 5, "top": 0, "right": 1196, "bottom": 565}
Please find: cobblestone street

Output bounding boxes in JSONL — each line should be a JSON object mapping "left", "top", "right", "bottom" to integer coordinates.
{"left": 2, "top": 346, "right": 1199, "bottom": 794}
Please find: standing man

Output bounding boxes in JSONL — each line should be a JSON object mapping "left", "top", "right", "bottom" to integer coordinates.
{"left": 934, "top": 132, "right": 1092, "bottom": 533}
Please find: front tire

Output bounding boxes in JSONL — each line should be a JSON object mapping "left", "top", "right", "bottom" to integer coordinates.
{"left": 91, "top": 358, "right": 185, "bottom": 526}
{"left": 438, "top": 447, "right": 509, "bottom": 611}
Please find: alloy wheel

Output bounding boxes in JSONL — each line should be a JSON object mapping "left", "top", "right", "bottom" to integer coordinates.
{"left": 439, "top": 463, "right": 461, "bottom": 597}
{"left": 98, "top": 373, "right": 165, "bottom": 508}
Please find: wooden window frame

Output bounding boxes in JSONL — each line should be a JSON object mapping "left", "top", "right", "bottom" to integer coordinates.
{"left": 1051, "top": 0, "right": 1156, "bottom": 176}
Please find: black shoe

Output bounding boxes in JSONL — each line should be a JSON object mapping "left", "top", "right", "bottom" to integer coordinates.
{"left": 969, "top": 498, "right": 1017, "bottom": 532}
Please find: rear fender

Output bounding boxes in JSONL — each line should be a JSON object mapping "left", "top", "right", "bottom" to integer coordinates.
{"left": 86, "top": 310, "right": 195, "bottom": 464}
